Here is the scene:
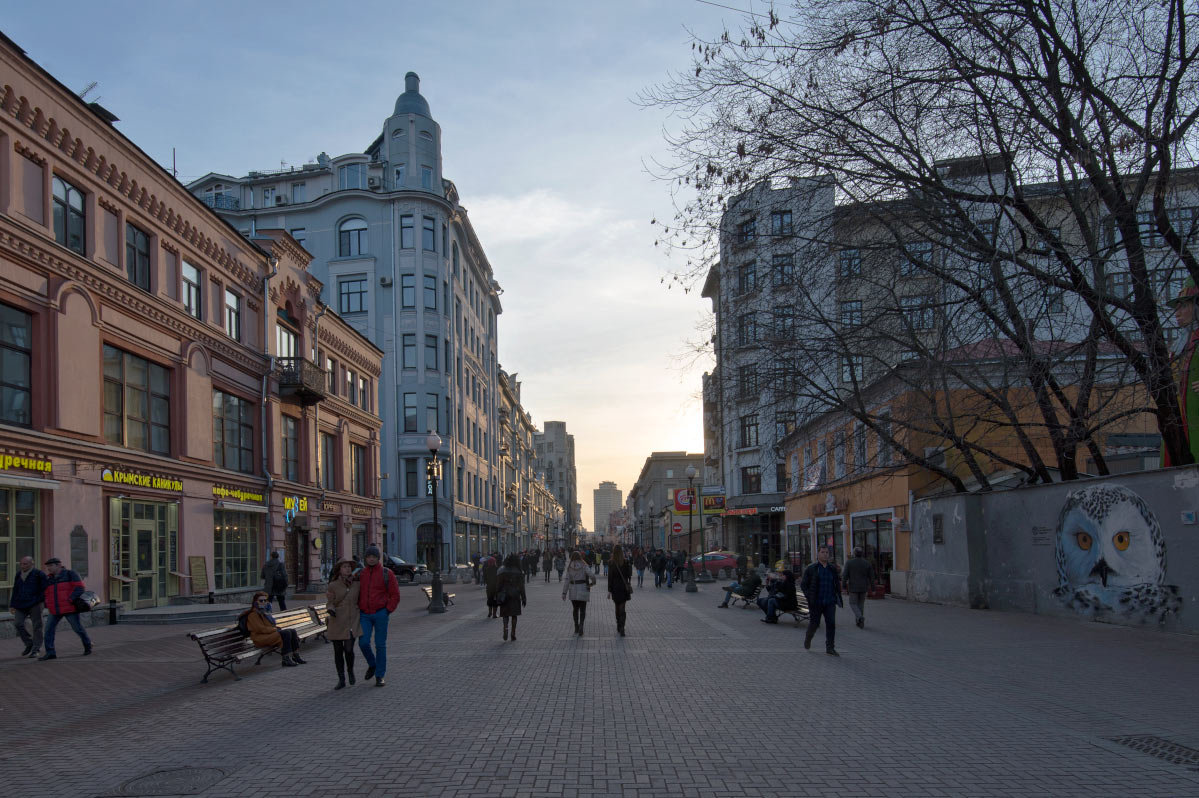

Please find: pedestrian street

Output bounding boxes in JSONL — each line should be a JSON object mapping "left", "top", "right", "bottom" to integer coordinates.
{"left": 3, "top": 576, "right": 1198, "bottom": 798}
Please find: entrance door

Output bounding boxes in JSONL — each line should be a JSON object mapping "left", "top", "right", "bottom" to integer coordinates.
{"left": 133, "top": 519, "right": 157, "bottom": 609}
{"left": 289, "top": 528, "right": 309, "bottom": 593}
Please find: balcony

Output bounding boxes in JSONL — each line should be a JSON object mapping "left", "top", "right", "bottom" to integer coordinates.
{"left": 276, "top": 357, "right": 327, "bottom": 405}
{"left": 200, "top": 193, "right": 241, "bottom": 211}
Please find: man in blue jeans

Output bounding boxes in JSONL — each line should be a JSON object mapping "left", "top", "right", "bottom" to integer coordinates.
{"left": 40, "top": 557, "right": 92, "bottom": 660}
{"left": 800, "top": 546, "right": 843, "bottom": 656}
{"left": 356, "top": 546, "right": 399, "bottom": 686}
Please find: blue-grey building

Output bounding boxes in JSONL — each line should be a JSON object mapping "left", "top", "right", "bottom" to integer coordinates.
{"left": 189, "top": 73, "right": 506, "bottom": 567}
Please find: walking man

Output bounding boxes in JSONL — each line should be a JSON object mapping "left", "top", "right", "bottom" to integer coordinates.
{"left": 10, "top": 556, "right": 47, "bottom": 657}
{"left": 842, "top": 547, "right": 875, "bottom": 628}
{"left": 543, "top": 550, "right": 552, "bottom": 582}
{"left": 39, "top": 557, "right": 92, "bottom": 660}
{"left": 357, "top": 545, "right": 399, "bottom": 687}
{"left": 800, "top": 545, "right": 843, "bottom": 656}
{"left": 261, "top": 550, "right": 288, "bottom": 610}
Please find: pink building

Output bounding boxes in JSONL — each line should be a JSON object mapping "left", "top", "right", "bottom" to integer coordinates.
{"left": 0, "top": 34, "right": 383, "bottom": 610}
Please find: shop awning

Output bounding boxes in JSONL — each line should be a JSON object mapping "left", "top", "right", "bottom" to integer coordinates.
{"left": 216, "top": 500, "right": 268, "bottom": 515}
{"left": 0, "top": 473, "right": 60, "bottom": 490}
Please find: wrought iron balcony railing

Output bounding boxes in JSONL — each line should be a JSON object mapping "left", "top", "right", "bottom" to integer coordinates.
{"left": 276, "top": 357, "right": 327, "bottom": 405}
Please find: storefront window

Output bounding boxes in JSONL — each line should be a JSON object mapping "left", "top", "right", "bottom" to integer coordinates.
{"left": 785, "top": 522, "right": 811, "bottom": 572}
{"left": 351, "top": 523, "right": 366, "bottom": 560}
{"left": 815, "top": 518, "right": 845, "bottom": 564}
{"left": 455, "top": 527, "right": 467, "bottom": 564}
{"left": 0, "top": 488, "right": 38, "bottom": 607}
{"left": 319, "top": 519, "right": 338, "bottom": 582}
{"left": 214, "top": 510, "right": 260, "bottom": 590}
{"left": 851, "top": 512, "right": 894, "bottom": 576}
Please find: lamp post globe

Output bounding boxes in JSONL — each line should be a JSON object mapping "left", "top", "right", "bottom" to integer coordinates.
{"left": 685, "top": 465, "right": 698, "bottom": 592}
{"left": 426, "top": 431, "right": 446, "bottom": 614}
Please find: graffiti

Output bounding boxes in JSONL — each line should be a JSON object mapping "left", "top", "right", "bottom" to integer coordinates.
{"left": 1053, "top": 485, "right": 1181, "bottom": 622}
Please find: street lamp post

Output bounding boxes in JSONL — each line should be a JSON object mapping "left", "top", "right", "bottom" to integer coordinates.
{"left": 426, "top": 432, "right": 447, "bottom": 614}
{"left": 685, "top": 465, "right": 698, "bottom": 593}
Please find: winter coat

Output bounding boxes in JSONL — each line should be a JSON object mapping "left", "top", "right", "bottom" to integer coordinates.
{"left": 44, "top": 569, "right": 84, "bottom": 616}
{"left": 842, "top": 557, "right": 875, "bottom": 593}
{"left": 607, "top": 562, "right": 634, "bottom": 603}
{"left": 562, "top": 561, "right": 595, "bottom": 602}
{"left": 483, "top": 559, "right": 499, "bottom": 600}
{"left": 733, "top": 571, "right": 762, "bottom": 597}
{"left": 243, "top": 608, "right": 282, "bottom": 649}
{"left": 766, "top": 574, "right": 799, "bottom": 611}
{"left": 553, "top": 555, "right": 565, "bottom": 572}
{"left": 261, "top": 559, "right": 287, "bottom": 592}
{"left": 10, "top": 567, "right": 47, "bottom": 610}
{"left": 357, "top": 562, "right": 399, "bottom": 614}
{"left": 800, "top": 562, "right": 844, "bottom": 608}
{"left": 632, "top": 554, "right": 648, "bottom": 571}
{"left": 324, "top": 578, "right": 362, "bottom": 640}
{"left": 495, "top": 566, "right": 526, "bottom": 618}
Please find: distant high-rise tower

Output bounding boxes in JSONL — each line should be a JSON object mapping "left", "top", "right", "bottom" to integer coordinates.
{"left": 593, "top": 481, "right": 623, "bottom": 537}
{"left": 535, "top": 422, "right": 578, "bottom": 533}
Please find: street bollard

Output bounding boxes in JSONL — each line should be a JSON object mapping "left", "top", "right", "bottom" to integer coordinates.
{"left": 108, "top": 598, "right": 118, "bottom": 625}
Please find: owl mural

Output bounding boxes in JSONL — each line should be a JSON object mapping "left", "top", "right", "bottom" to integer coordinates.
{"left": 1054, "top": 484, "right": 1181, "bottom": 622}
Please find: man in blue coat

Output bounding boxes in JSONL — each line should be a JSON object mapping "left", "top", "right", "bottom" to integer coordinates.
{"left": 10, "top": 556, "right": 47, "bottom": 657}
{"left": 800, "top": 546, "right": 843, "bottom": 657}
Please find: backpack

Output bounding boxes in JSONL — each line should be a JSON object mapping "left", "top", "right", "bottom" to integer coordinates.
{"left": 237, "top": 611, "right": 251, "bottom": 637}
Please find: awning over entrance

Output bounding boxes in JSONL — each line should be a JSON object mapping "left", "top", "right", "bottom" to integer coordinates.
{"left": 216, "top": 500, "right": 269, "bottom": 515}
{"left": 0, "top": 473, "right": 60, "bottom": 490}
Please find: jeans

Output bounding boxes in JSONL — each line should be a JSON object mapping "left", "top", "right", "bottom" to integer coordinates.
{"left": 757, "top": 595, "right": 779, "bottom": 620}
{"left": 44, "top": 612, "right": 90, "bottom": 654}
{"left": 12, "top": 603, "right": 44, "bottom": 650}
{"left": 667, "top": 568, "right": 674, "bottom": 587}
{"left": 848, "top": 591, "right": 866, "bottom": 622}
{"left": 636, "top": 569, "right": 645, "bottom": 587}
{"left": 358, "top": 608, "right": 390, "bottom": 679}
{"left": 722, "top": 582, "right": 743, "bottom": 605}
{"left": 805, "top": 603, "right": 837, "bottom": 651}
{"left": 556, "top": 568, "right": 564, "bottom": 582}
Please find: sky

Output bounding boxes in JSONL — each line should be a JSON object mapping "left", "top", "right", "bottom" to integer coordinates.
{"left": 3, "top": 0, "right": 745, "bottom": 530}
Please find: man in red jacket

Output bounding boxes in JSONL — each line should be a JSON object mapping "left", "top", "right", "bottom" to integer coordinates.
{"left": 39, "top": 557, "right": 92, "bottom": 660}
{"left": 357, "top": 546, "right": 399, "bottom": 687}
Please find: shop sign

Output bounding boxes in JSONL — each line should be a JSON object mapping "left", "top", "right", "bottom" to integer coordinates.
{"left": 102, "top": 468, "right": 182, "bottom": 492}
{"left": 283, "top": 495, "right": 309, "bottom": 525}
{"left": 0, "top": 453, "right": 52, "bottom": 473}
{"left": 674, "top": 489, "right": 695, "bottom": 513}
{"left": 701, "top": 494, "right": 726, "bottom": 515}
{"left": 320, "top": 501, "right": 338, "bottom": 512}
{"left": 212, "top": 485, "right": 264, "bottom": 504}
{"left": 725, "top": 507, "right": 758, "bottom": 517}
{"left": 351, "top": 504, "right": 371, "bottom": 516}
{"left": 769, "top": 506, "right": 786, "bottom": 513}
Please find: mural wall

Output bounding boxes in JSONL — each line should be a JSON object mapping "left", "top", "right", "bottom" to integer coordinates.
{"left": 904, "top": 467, "right": 1198, "bottom": 632}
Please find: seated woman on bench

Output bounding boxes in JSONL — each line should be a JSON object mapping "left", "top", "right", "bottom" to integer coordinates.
{"left": 241, "top": 591, "right": 306, "bottom": 667}
{"left": 757, "top": 570, "right": 797, "bottom": 624}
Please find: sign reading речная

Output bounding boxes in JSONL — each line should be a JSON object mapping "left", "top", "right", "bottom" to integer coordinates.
{"left": 0, "top": 453, "right": 52, "bottom": 473}
{"left": 101, "top": 468, "right": 183, "bottom": 492}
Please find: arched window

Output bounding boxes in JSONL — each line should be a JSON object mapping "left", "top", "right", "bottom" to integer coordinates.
{"left": 338, "top": 218, "right": 368, "bottom": 258}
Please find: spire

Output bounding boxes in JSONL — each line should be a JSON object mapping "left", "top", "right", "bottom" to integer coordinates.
{"left": 393, "top": 72, "right": 431, "bottom": 118}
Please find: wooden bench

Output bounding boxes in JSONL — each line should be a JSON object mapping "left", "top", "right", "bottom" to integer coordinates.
{"left": 187, "top": 605, "right": 327, "bottom": 684}
{"left": 778, "top": 594, "right": 811, "bottom": 626}
{"left": 421, "top": 586, "right": 456, "bottom": 607}
{"left": 728, "top": 583, "right": 763, "bottom": 609}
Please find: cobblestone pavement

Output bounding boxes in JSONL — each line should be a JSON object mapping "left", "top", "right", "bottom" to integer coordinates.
{"left": 3, "top": 576, "right": 1199, "bottom": 797}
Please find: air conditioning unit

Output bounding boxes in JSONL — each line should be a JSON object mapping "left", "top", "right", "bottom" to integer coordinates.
{"left": 367, "top": 176, "right": 381, "bottom": 188}
{"left": 379, "top": 276, "right": 393, "bottom": 287}
{"left": 275, "top": 196, "right": 288, "bottom": 205}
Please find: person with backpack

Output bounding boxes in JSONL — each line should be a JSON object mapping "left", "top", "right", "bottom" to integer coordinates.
{"left": 357, "top": 545, "right": 399, "bottom": 687}
{"left": 38, "top": 557, "right": 91, "bottom": 661}
{"left": 240, "top": 591, "right": 305, "bottom": 667}
{"left": 261, "top": 550, "right": 288, "bottom": 610}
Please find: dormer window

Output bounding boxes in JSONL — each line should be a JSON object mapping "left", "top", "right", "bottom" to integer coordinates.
{"left": 338, "top": 163, "right": 366, "bottom": 190}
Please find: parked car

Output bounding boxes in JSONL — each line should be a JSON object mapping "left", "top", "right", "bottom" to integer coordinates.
{"left": 384, "top": 556, "right": 428, "bottom": 583}
{"left": 689, "top": 551, "right": 738, "bottom": 577}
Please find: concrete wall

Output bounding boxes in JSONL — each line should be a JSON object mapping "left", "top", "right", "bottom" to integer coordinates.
{"left": 907, "top": 466, "right": 1199, "bottom": 632}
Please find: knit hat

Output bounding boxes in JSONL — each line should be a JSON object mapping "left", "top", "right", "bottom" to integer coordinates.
{"left": 365, "top": 545, "right": 381, "bottom": 559}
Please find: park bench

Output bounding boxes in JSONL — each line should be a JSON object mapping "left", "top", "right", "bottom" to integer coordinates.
{"left": 728, "top": 583, "right": 763, "bottom": 609}
{"left": 778, "top": 594, "right": 811, "bottom": 626}
{"left": 421, "top": 585, "right": 456, "bottom": 607}
{"left": 187, "top": 604, "right": 327, "bottom": 684}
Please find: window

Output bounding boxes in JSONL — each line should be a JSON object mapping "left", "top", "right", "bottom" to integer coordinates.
{"left": 738, "top": 414, "right": 760, "bottom": 448}
{"left": 350, "top": 443, "right": 366, "bottom": 496}
{"left": 338, "top": 218, "right": 368, "bottom": 257}
{"left": 426, "top": 393, "right": 439, "bottom": 435}
{"left": 422, "top": 216, "right": 436, "bottom": 251}
{"left": 1135, "top": 211, "right": 1166, "bottom": 248}
{"left": 346, "top": 369, "right": 358, "bottom": 405}
{"left": 338, "top": 163, "right": 366, "bottom": 190}
{"left": 103, "top": 345, "right": 170, "bottom": 454}
{"left": 213, "top": 390, "right": 253, "bottom": 472}
{"left": 1106, "top": 271, "right": 1133, "bottom": 301}
{"left": 737, "top": 261, "right": 757, "bottom": 294}
{"left": 421, "top": 166, "right": 433, "bottom": 189}
{"left": 282, "top": 415, "right": 299, "bottom": 481}
{"left": 839, "top": 249, "right": 861, "bottom": 278}
{"left": 0, "top": 304, "right": 31, "bottom": 426}
{"left": 737, "top": 364, "right": 758, "bottom": 399}
{"left": 774, "top": 308, "right": 796, "bottom": 339}
{"left": 854, "top": 425, "right": 867, "bottom": 471}
{"left": 405, "top": 458, "right": 418, "bottom": 497}
{"left": 834, "top": 430, "right": 847, "bottom": 479}
{"left": 321, "top": 432, "right": 337, "bottom": 490}
{"left": 213, "top": 510, "right": 260, "bottom": 591}
{"left": 452, "top": 242, "right": 459, "bottom": 273}
{"left": 261, "top": 187, "right": 276, "bottom": 206}
{"left": 224, "top": 290, "right": 241, "bottom": 341}
{"left": 741, "top": 465, "right": 762, "bottom": 494}
{"left": 52, "top": 176, "right": 85, "bottom": 255}
{"left": 400, "top": 215, "right": 414, "bottom": 249}
{"left": 772, "top": 254, "right": 795, "bottom": 287}
{"left": 425, "top": 335, "right": 439, "bottom": 371}
{"left": 339, "top": 277, "right": 367, "bottom": 314}
{"left": 400, "top": 273, "right": 415, "bottom": 308}
{"left": 182, "top": 262, "right": 202, "bottom": 319}
{"left": 770, "top": 210, "right": 793, "bottom": 237}
{"left": 776, "top": 411, "right": 796, "bottom": 440}
{"left": 901, "top": 295, "right": 934, "bottom": 330}
{"left": 402, "top": 334, "right": 416, "bottom": 369}
{"left": 1048, "top": 291, "right": 1065, "bottom": 314}
{"left": 840, "top": 300, "right": 862, "bottom": 327}
{"left": 776, "top": 462, "right": 788, "bottom": 494}
{"left": 359, "top": 377, "right": 369, "bottom": 411}
{"left": 290, "top": 228, "right": 306, "bottom": 248}
{"left": 325, "top": 356, "right": 338, "bottom": 394}
{"left": 424, "top": 275, "right": 437, "bottom": 310}
{"left": 738, "top": 218, "right": 756, "bottom": 244}
{"left": 736, "top": 314, "right": 758, "bottom": 346}
{"left": 291, "top": 182, "right": 306, "bottom": 203}
{"left": 817, "top": 440, "right": 828, "bottom": 483}
{"left": 841, "top": 355, "right": 864, "bottom": 383}
{"left": 903, "top": 241, "right": 933, "bottom": 275}
{"left": 276, "top": 319, "right": 296, "bottom": 359}
{"left": 403, "top": 393, "right": 418, "bottom": 433}
{"left": 803, "top": 446, "right": 815, "bottom": 490}
{"left": 125, "top": 223, "right": 150, "bottom": 290}
{"left": 878, "top": 414, "right": 893, "bottom": 466}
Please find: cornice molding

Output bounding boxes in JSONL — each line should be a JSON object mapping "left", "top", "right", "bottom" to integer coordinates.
{"left": 318, "top": 323, "right": 382, "bottom": 378}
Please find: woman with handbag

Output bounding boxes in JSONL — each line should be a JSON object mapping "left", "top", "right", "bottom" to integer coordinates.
{"left": 607, "top": 545, "right": 634, "bottom": 637}
{"left": 562, "top": 550, "right": 596, "bottom": 636}
{"left": 325, "top": 559, "right": 361, "bottom": 689}
{"left": 240, "top": 592, "right": 305, "bottom": 667}
{"left": 495, "top": 553, "right": 526, "bottom": 641}
{"left": 483, "top": 554, "right": 500, "bottom": 619}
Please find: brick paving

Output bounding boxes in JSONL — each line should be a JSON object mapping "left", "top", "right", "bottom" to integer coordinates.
{"left": 2, "top": 577, "right": 1199, "bottom": 797}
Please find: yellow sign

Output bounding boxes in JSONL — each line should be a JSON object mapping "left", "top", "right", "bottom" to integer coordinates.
{"left": 283, "top": 496, "right": 309, "bottom": 512}
{"left": 1, "top": 453, "right": 52, "bottom": 473}
{"left": 351, "top": 505, "right": 372, "bottom": 516}
{"left": 101, "top": 468, "right": 183, "bottom": 492}
{"left": 213, "top": 485, "right": 264, "bottom": 504}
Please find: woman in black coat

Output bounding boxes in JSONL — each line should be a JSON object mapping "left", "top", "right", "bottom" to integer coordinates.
{"left": 607, "top": 545, "right": 634, "bottom": 636}
{"left": 483, "top": 554, "right": 500, "bottom": 619}
{"left": 496, "top": 553, "right": 527, "bottom": 642}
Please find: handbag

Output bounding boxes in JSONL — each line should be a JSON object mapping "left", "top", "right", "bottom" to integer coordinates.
{"left": 75, "top": 590, "right": 100, "bottom": 613}
{"left": 493, "top": 589, "right": 509, "bottom": 605}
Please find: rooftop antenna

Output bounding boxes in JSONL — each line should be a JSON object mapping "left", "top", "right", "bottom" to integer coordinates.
{"left": 78, "top": 81, "right": 99, "bottom": 102}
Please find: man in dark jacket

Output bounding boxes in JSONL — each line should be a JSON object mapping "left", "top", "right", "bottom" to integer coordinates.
{"left": 842, "top": 547, "right": 875, "bottom": 628}
{"left": 718, "top": 569, "right": 762, "bottom": 608}
{"left": 261, "top": 550, "right": 287, "bottom": 610}
{"left": 357, "top": 545, "right": 399, "bottom": 687}
{"left": 651, "top": 551, "right": 666, "bottom": 588}
{"left": 10, "top": 556, "right": 47, "bottom": 657}
{"left": 39, "top": 557, "right": 91, "bottom": 660}
{"left": 800, "top": 546, "right": 843, "bottom": 656}
{"left": 735, "top": 552, "right": 748, "bottom": 582}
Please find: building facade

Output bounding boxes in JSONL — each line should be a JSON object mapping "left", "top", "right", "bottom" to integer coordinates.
{"left": 497, "top": 369, "right": 563, "bottom": 553}
{"left": 0, "top": 36, "right": 382, "bottom": 609}
{"left": 534, "top": 420, "right": 578, "bottom": 536}
{"left": 627, "top": 452, "right": 704, "bottom": 552}
{"left": 592, "top": 480, "right": 622, "bottom": 537}
{"left": 188, "top": 73, "right": 504, "bottom": 568}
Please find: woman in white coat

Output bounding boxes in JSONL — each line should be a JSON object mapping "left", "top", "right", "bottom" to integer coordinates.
{"left": 562, "top": 550, "right": 596, "bottom": 636}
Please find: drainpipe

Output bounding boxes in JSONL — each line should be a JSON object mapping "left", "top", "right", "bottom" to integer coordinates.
{"left": 312, "top": 301, "right": 329, "bottom": 507}
{"left": 261, "top": 255, "right": 279, "bottom": 551}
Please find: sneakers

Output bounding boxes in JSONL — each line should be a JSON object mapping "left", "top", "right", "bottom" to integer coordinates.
{"left": 364, "top": 666, "right": 376, "bottom": 680}
{"left": 27, "top": 648, "right": 40, "bottom": 658}
{"left": 856, "top": 617, "right": 865, "bottom": 628}
{"left": 375, "top": 677, "right": 386, "bottom": 687}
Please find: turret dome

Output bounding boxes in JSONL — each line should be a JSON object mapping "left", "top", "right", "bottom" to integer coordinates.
{"left": 394, "top": 72, "right": 431, "bottom": 117}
